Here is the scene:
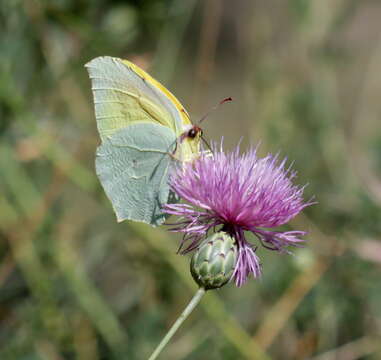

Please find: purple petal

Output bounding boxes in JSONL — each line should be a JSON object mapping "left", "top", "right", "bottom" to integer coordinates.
{"left": 233, "top": 242, "right": 262, "bottom": 287}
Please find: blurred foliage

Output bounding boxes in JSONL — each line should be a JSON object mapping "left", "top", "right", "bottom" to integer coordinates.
{"left": 1, "top": 0, "right": 381, "bottom": 359}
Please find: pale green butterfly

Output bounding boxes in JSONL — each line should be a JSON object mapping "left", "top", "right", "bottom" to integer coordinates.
{"left": 85, "top": 56, "right": 202, "bottom": 226}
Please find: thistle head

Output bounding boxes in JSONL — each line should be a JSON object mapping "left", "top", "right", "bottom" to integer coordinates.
{"left": 165, "top": 142, "right": 314, "bottom": 287}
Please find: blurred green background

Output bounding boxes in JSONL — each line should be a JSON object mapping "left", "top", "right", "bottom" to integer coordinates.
{"left": 1, "top": 0, "right": 381, "bottom": 359}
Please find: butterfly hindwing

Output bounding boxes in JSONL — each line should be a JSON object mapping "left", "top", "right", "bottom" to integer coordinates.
{"left": 95, "top": 122, "right": 178, "bottom": 226}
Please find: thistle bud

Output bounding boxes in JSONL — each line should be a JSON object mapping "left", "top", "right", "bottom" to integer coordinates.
{"left": 190, "top": 232, "right": 238, "bottom": 290}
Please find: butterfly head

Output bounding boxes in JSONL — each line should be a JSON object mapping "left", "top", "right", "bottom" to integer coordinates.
{"left": 175, "top": 97, "right": 232, "bottom": 161}
{"left": 174, "top": 124, "right": 202, "bottom": 161}
{"left": 186, "top": 125, "right": 203, "bottom": 139}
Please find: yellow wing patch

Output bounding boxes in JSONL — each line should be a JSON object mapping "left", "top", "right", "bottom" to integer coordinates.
{"left": 121, "top": 59, "right": 192, "bottom": 127}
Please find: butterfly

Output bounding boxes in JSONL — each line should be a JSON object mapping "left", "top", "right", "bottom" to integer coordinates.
{"left": 85, "top": 56, "right": 202, "bottom": 226}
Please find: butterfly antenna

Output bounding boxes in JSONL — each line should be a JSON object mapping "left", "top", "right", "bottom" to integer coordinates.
{"left": 198, "top": 97, "right": 232, "bottom": 124}
{"left": 201, "top": 136, "right": 213, "bottom": 154}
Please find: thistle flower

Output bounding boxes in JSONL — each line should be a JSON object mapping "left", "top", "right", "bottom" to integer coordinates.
{"left": 164, "top": 143, "right": 314, "bottom": 287}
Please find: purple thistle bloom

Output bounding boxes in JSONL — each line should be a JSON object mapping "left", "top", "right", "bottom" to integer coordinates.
{"left": 164, "top": 143, "right": 314, "bottom": 287}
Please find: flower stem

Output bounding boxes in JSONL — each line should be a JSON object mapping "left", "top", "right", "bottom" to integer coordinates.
{"left": 148, "top": 287, "right": 206, "bottom": 360}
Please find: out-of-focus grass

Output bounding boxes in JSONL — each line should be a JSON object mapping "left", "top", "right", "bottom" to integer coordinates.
{"left": 1, "top": 0, "right": 381, "bottom": 359}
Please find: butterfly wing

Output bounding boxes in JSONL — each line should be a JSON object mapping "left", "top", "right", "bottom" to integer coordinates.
{"left": 85, "top": 56, "right": 189, "bottom": 140}
{"left": 96, "top": 122, "right": 178, "bottom": 226}
{"left": 86, "top": 56, "right": 200, "bottom": 225}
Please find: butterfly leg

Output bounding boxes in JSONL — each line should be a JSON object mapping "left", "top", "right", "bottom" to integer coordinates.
{"left": 165, "top": 137, "right": 180, "bottom": 160}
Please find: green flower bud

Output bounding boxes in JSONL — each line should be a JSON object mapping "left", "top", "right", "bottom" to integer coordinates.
{"left": 190, "top": 232, "right": 238, "bottom": 290}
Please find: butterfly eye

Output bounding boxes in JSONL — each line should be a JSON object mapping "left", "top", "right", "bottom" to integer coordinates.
{"left": 187, "top": 126, "right": 203, "bottom": 139}
{"left": 188, "top": 128, "right": 197, "bottom": 138}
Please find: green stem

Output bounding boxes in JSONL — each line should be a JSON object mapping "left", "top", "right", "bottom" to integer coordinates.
{"left": 148, "top": 287, "right": 206, "bottom": 360}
